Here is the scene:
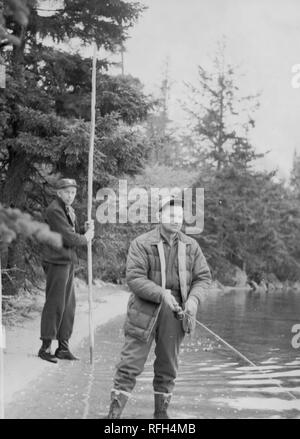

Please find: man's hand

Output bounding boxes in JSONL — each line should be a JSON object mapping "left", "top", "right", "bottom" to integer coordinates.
{"left": 84, "top": 220, "right": 95, "bottom": 232}
{"left": 162, "top": 289, "right": 178, "bottom": 311}
{"left": 84, "top": 220, "right": 95, "bottom": 242}
{"left": 182, "top": 297, "right": 198, "bottom": 334}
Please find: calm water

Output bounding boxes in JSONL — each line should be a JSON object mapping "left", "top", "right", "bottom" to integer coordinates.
{"left": 6, "top": 288, "right": 300, "bottom": 419}
{"left": 135, "top": 288, "right": 300, "bottom": 419}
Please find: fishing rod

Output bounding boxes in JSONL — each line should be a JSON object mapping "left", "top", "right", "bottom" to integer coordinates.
{"left": 174, "top": 306, "right": 298, "bottom": 401}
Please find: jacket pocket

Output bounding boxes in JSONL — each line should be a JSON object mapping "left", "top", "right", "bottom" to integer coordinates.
{"left": 126, "top": 295, "right": 159, "bottom": 331}
{"left": 127, "top": 293, "right": 135, "bottom": 310}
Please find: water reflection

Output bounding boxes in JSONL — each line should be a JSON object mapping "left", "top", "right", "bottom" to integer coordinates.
{"left": 6, "top": 288, "right": 299, "bottom": 419}
{"left": 138, "top": 288, "right": 300, "bottom": 418}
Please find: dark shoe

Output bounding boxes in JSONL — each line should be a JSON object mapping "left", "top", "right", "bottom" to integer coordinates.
{"left": 107, "top": 389, "right": 129, "bottom": 419}
{"left": 38, "top": 349, "right": 58, "bottom": 363}
{"left": 55, "top": 348, "right": 79, "bottom": 360}
{"left": 154, "top": 392, "right": 172, "bottom": 419}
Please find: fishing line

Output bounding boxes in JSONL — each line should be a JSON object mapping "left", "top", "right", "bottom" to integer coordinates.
{"left": 182, "top": 310, "right": 298, "bottom": 401}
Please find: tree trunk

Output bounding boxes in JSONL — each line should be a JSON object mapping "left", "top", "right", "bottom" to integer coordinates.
{"left": 1, "top": 152, "right": 30, "bottom": 295}
{"left": 1, "top": 19, "right": 29, "bottom": 295}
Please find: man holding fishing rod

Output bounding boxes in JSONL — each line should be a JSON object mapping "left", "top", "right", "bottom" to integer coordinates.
{"left": 106, "top": 194, "right": 211, "bottom": 419}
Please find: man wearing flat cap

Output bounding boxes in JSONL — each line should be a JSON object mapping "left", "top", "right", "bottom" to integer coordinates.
{"left": 38, "top": 178, "right": 94, "bottom": 363}
{"left": 106, "top": 194, "right": 211, "bottom": 419}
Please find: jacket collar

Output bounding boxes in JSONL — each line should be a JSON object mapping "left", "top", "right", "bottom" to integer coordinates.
{"left": 55, "top": 195, "right": 67, "bottom": 211}
{"left": 54, "top": 196, "right": 75, "bottom": 226}
{"left": 149, "top": 225, "right": 191, "bottom": 245}
{"left": 159, "top": 225, "right": 178, "bottom": 246}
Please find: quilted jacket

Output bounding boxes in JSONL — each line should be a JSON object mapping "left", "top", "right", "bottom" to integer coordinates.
{"left": 124, "top": 226, "right": 212, "bottom": 342}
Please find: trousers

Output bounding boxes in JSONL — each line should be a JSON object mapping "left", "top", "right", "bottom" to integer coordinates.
{"left": 40, "top": 263, "right": 76, "bottom": 341}
{"left": 113, "top": 291, "right": 185, "bottom": 394}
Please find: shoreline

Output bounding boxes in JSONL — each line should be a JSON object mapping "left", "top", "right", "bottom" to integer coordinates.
{"left": 3, "top": 279, "right": 130, "bottom": 407}
{"left": 2, "top": 277, "right": 299, "bottom": 410}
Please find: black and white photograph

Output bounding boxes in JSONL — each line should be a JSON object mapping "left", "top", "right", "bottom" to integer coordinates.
{"left": 0, "top": 0, "right": 300, "bottom": 422}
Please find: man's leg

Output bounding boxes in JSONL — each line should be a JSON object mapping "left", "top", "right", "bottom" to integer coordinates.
{"left": 153, "top": 294, "right": 185, "bottom": 418}
{"left": 108, "top": 332, "right": 154, "bottom": 418}
{"left": 56, "top": 264, "right": 78, "bottom": 360}
{"left": 39, "top": 263, "right": 69, "bottom": 362}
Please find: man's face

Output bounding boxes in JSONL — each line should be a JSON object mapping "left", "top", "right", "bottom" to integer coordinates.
{"left": 160, "top": 204, "right": 184, "bottom": 234}
{"left": 57, "top": 187, "right": 77, "bottom": 206}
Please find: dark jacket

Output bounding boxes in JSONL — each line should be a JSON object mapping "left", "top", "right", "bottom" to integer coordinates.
{"left": 124, "top": 226, "right": 212, "bottom": 342}
{"left": 43, "top": 197, "right": 87, "bottom": 265}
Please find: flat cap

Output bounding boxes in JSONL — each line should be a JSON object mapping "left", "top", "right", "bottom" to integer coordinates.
{"left": 56, "top": 178, "right": 78, "bottom": 190}
{"left": 159, "top": 194, "right": 183, "bottom": 212}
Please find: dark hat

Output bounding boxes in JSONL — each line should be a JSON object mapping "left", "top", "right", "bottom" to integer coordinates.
{"left": 56, "top": 178, "right": 78, "bottom": 190}
{"left": 159, "top": 194, "right": 183, "bottom": 212}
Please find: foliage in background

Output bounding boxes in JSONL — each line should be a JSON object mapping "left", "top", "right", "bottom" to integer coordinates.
{"left": 0, "top": 0, "right": 151, "bottom": 293}
{"left": 0, "top": 0, "right": 64, "bottom": 287}
{"left": 182, "top": 44, "right": 263, "bottom": 171}
{"left": 291, "top": 150, "right": 300, "bottom": 200}
{"left": 0, "top": 0, "right": 29, "bottom": 59}
{"left": 194, "top": 167, "right": 300, "bottom": 283}
{"left": 0, "top": 204, "right": 61, "bottom": 250}
{"left": 1, "top": 3, "right": 299, "bottom": 291}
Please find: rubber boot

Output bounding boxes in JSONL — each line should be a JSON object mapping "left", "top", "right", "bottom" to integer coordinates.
{"left": 154, "top": 392, "right": 172, "bottom": 419}
{"left": 107, "top": 389, "right": 129, "bottom": 419}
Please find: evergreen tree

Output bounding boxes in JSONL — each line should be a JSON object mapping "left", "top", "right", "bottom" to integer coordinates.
{"left": 186, "top": 45, "right": 300, "bottom": 284}
{"left": 291, "top": 148, "right": 300, "bottom": 199}
{"left": 146, "top": 58, "right": 178, "bottom": 165}
{"left": 195, "top": 166, "right": 300, "bottom": 284}
{"left": 0, "top": 0, "right": 150, "bottom": 293}
{"left": 184, "top": 44, "right": 263, "bottom": 170}
{"left": 0, "top": 0, "right": 29, "bottom": 58}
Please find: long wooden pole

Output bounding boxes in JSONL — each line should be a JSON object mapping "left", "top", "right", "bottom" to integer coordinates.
{"left": 87, "top": 43, "right": 97, "bottom": 364}
{"left": 0, "top": 255, "right": 4, "bottom": 419}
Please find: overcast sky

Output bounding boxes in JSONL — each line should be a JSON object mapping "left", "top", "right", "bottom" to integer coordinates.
{"left": 119, "top": 0, "right": 300, "bottom": 179}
